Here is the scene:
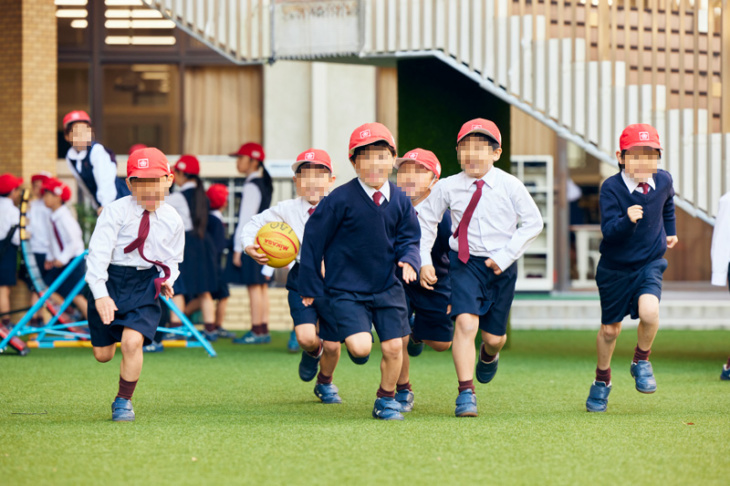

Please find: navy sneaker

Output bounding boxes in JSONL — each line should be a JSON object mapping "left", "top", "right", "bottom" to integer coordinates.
{"left": 454, "top": 389, "right": 478, "bottom": 417}
{"left": 721, "top": 365, "right": 730, "bottom": 381}
{"left": 216, "top": 328, "right": 236, "bottom": 339}
{"left": 395, "top": 388, "right": 414, "bottom": 413}
{"left": 299, "top": 348, "right": 321, "bottom": 382}
{"left": 111, "top": 397, "right": 135, "bottom": 422}
{"left": 314, "top": 383, "right": 342, "bottom": 404}
{"left": 475, "top": 347, "right": 499, "bottom": 384}
{"left": 233, "top": 330, "right": 271, "bottom": 344}
{"left": 586, "top": 380, "right": 612, "bottom": 412}
{"left": 287, "top": 331, "right": 300, "bottom": 353}
{"left": 372, "top": 396, "right": 404, "bottom": 421}
{"left": 630, "top": 360, "right": 657, "bottom": 393}
{"left": 201, "top": 330, "right": 218, "bottom": 342}
{"left": 142, "top": 341, "right": 164, "bottom": 353}
{"left": 407, "top": 335, "right": 425, "bottom": 357}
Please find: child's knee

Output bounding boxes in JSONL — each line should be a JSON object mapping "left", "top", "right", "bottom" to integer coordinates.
{"left": 295, "top": 325, "right": 318, "bottom": 349}
{"left": 638, "top": 303, "right": 659, "bottom": 324}
{"left": 600, "top": 323, "right": 622, "bottom": 341}
{"left": 427, "top": 341, "right": 452, "bottom": 352}
{"left": 482, "top": 333, "right": 506, "bottom": 350}
{"left": 345, "top": 334, "right": 371, "bottom": 358}
{"left": 380, "top": 339, "right": 402, "bottom": 359}
{"left": 455, "top": 314, "right": 479, "bottom": 335}
{"left": 93, "top": 347, "right": 114, "bottom": 363}
{"left": 323, "top": 340, "right": 341, "bottom": 356}
{"left": 121, "top": 333, "right": 144, "bottom": 354}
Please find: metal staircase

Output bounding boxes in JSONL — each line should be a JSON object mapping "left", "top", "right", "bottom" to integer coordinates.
{"left": 142, "top": 0, "right": 730, "bottom": 224}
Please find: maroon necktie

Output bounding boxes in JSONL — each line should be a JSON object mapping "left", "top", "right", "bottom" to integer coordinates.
{"left": 51, "top": 221, "right": 64, "bottom": 252}
{"left": 453, "top": 179, "right": 485, "bottom": 264}
{"left": 123, "top": 210, "right": 171, "bottom": 299}
{"left": 373, "top": 191, "right": 383, "bottom": 206}
{"left": 638, "top": 182, "right": 649, "bottom": 195}
{"left": 307, "top": 207, "right": 315, "bottom": 216}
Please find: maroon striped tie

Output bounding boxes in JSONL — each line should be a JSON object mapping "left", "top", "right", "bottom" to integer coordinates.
{"left": 453, "top": 180, "right": 485, "bottom": 264}
{"left": 123, "top": 210, "right": 171, "bottom": 299}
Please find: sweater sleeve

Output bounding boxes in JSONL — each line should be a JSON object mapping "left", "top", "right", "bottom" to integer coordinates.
{"left": 599, "top": 183, "right": 637, "bottom": 243}
{"left": 662, "top": 172, "right": 677, "bottom": 237}
{"left": 297, "top": 201, "right": 340, "bottom": 298}
{"left": 394, "top": 196, "right": 421, "bottom": 273}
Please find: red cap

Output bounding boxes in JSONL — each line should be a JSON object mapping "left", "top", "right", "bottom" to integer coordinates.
{"left": 128, "top": 144, "right": 147, "bottom": 156}
{"left": 41, "top": 178, "right": 71, "bottom": 203}
{"left": 291, "top": 148, "right": 333, "bottom": 173}
{"left": 206, "top": 183, "right": 229, "bottom": 210}
{"left": 127, "top": 147, "right": 172, "bottom": 179}
{"left": 31, "top": 171, "right": 52, "bottom": 185}
{"left": 457, "top": 118, "right": 502, "bottom": 147}
{"left": 0, "top": 174, "right": 23, "bottom": 194}
{"left": 619, "top": 124, "right": 662, "bottom": 151}
{"left": 173, "top": 155, "right": 201, "bottom": 175}
{"left": 348, "top": 123, "right": 396, "bottom": 158}
{"left": 394, "top": 148, "right": 442, "bottom": 179}
{"left": 229, "top": 143, "right": 265, "bottom": 162}
{"left": 63, "top": 110, "right": 91, "bottom": 130}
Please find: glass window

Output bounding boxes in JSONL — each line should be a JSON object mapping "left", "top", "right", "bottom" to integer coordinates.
{"left": 56, "top": 0, "right": 90, "bottom": 49}
{"left": 103, "top": 0, "right": 177, "bottom": 48}
{"left": 58, "top": 63, "right": 90, "bottom": 157}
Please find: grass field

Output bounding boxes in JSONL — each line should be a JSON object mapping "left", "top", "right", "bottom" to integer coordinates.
{"left": 1, "top": 330, "right": 729, "bottom": 485}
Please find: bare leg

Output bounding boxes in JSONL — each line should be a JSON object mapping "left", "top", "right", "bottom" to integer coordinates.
{"left": 596, "top": 322, "right": 622, "bottom": 370}
{"left": 380, "top": 338, "right": 403, "bottom": 392}
{"left": 452, "top": 313, "right": 480, "bottom": 381}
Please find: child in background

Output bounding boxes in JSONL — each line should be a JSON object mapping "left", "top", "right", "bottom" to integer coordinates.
{"left": 0, "top": 174, "right": 23, "bottom": 330}
{"left": 25, "top": 172, "right": 54, "bottom": 326}
{"left": 711, "top": 190, "right": 730, "bottom": 381}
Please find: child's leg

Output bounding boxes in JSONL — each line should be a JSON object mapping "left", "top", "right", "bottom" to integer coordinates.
{"left": 199, "top": 292, "right": 216, "bottom": 328}
{"left": 119, "top": 328, "right": 145, "bottom": 395}
{"left": 0, "top": 285, "right": 10, "bottom": 318}
{"left": 635, "top": 294, "right": 660, "bottom": 360}
{"left": 596, "top": 322, "right": 622, "bottom": 376}
{"left": 215, "top": 297, "right": 228, "bottom": 328}
{"left": 248, "top": 284, "right": 270, "bottom": 333}
{"left": 397, "top": 336, "right": 410, "bottom": 387}
{"left": 452, "top": 313, "right": 480, "bottom": 385}
{"left": 93, "top": 344, "right": 116, "bottom": 363}
{"left": 295, "top": 323, "right": 320, "bottom": 353}
{"left": 480, "top": 331, "right": 507, "bottom": 358}
{"left": 344, "top": 332, "right": 372, "bottom": 359}
{"left": 169, "top": 294, "right": 186, "bottom": 325}
{"left": 319, "top": 340, "right": 341, "bottom": 378}
{"left": 424, "top": 340, "right": 451, "bottom": 352}
{"left": 73, "top": 294, "right": 88, "bottom": 318}
{"left": 379, "top": 338, "right": 403, "bottom": 394}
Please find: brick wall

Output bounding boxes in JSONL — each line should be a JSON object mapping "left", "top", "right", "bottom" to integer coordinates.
{"left": 224, "top": 287, "right": 294, "bottom": 331}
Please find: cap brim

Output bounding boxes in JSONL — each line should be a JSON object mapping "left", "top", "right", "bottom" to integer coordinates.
{"left": 457, "top": 129, "right": 500, "bottom": 146}
{"left": 622, "top": 142, "right": 663, "bottom": 151}
{"left": 127, "top": 170, "right": 170, "bottom": 179}
{"left": 348, "top": 138, "right": 395, "bottom": 157}
{"left": 292, "top": 160, "right": 332, "bottom": 173}
{"left": 394, "top": 157, "right": 428, "bottom": 170}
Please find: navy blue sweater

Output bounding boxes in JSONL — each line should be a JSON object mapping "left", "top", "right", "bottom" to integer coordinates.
{"left": 298, "top": 179, "right": 421, "bottom": 297}
{"left": 598, "top": 169, "right": 676, "bottom": 270}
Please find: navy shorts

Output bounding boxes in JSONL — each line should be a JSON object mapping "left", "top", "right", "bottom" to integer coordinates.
{"left": 287, "top": 290, "right": 339, "bottom": 342}
{"left": 449, "top": 251, "right": 518, "bottom": 337}
{"left": 596, "top": 258, "right": 667, "bottom": 325}
{"left": 329, "top": 282, "right": 410, "bottom": 342}
{"left": 88, "top": 265, "right": 161, "bottom": 346}
{"left": 404, "top": 282, "right": 453, "bottom": 343}
{"left": 0, "top": 244, "right": 18, "bottom": 286}
{"left": 44, "top": 257, "right": 87, "bottom": 298}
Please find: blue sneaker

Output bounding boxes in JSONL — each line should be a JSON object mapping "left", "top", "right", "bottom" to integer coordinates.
{"left": 455, "top": 389, "right": 478, "bottom": 417}
{"left": 395, "top": 388, "right": 414, "bottom": 413}
{"left": 216, "top": 328, "right": 236, "bottom": 339}
{"left": 475, "top": 348, "right": 499, "bottom": 384}
{"left": 630, "top": 360, "right": 657, "bottom": 393}
{"left": 372, "top": 396, "right": 404, "bottom": 421}
{"left": 233, "top": 330, "right": 271, "bottom": 344}
{"left": 299, "top": 348, "right": 321, "bottom": 382}
{"left": 721, "top": 365, "right": 730, "bottom": 381}
{"left": 586, "top": 380, "right": 612, "bottom": 412}
{"left": 201, "top": 330, "right": 218, "bottom": 342}
{"left": 407, "top": 335, "right": 424, "bottom": 357}
{"left": 111, "top": 397, "right": 135, "bottom": 422}
{"left": 287, "top": 331, "right": 300, "bottom": 353}
{"left": 142, "top": 341, "right": 164, "bottom": 353}
{"left": 314, "top": 383, "right": 342, "bottom": 404}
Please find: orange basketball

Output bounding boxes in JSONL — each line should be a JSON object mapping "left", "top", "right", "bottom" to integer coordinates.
{"left": 255, "top": 222, "right": 300, "bottom": 268}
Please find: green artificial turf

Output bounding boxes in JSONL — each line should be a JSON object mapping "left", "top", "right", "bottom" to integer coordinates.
{"left": 1, "top": 330, "right": 729, "bottom": 485}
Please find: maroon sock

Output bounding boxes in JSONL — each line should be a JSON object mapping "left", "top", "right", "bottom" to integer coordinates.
{"left": 595, "top": 367, "right": 611, "bottom": 384}
{"left": 251, "top": 324, "right": 262, "bottom": 334}
{"left": 116, "top": 377, "right": 138, "bottom": 400}
{"left": 204, "top": 323, "right": 216, "bottom": 332}
{"left": 480, "top": 344, "right": 496, "bottom": 363}
{"left": 376, "top": 386, "right": 395, "bottom": 399}
{"left": 260, "top": 323, "right": 269, "bottom": 334}
{"left": 458, "top": 379, "right": 475, "bottom": 393}
{"left": 725, "top": 357, "right": 730, "bottom": 369}
{"left": 307, "top": 341, "right": 323, "bottom": 358}
{"left": 396, "top": 382, "right": 412, "bottom": 392}
{"left": 1, "top": 318, "right": 10, "bottom": 328}
{"left": 317, "top": 372, "right": 333, "bottom": 385}
{"left": 633, "top": 345, "right": 651, "bottom": 363}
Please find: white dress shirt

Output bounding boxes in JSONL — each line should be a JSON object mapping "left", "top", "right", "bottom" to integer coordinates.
{"left": 48, "top": 205, "right": 85, "bottom": 266}
{"left": 28, "top": 199, "right": 52, "bottom": 254}
{"left": 358, "top": 178, "right": 391, "bottom": 203}
{"left": 86, "top": 196, "right": 185, "bottom": 300}
{"left": 242, "top": 196, "right": 317, "bottom": 264}
{"left": 166, "top": 181, "right": 196, "bottom": 232}
{"left": 233, "top": 171, "right": 264, "bottom": 253}
{"left": 0, "top": 196, "right": 20, "bottom": 247}
{"left": 418, "top": 168, "right": 544, "bottom": 271}
{"left": 711, "top": 192, "right": 730, "bottom": 286}
{"left": 66, "top": 144, "right": 118, "bottom": 209}
{"left": 621, "top": 171, "right": 656, "bottom": 194}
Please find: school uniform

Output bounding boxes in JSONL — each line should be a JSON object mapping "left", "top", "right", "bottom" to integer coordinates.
{"left": 596, "top": 170, "right": 676, "bottom": 324}
{"left": 418, "top": 168, "right": 543, "bottom": 336}
{"left": 166, "top": 181, "right": 217, "bottom": 299}
{"left": 0, "top": 196, "right": 20, "bottom": 287}
{"left": 242, "top": 196, "right": 338, "bottom": 342}
{"left": 226, "top": 170, "right": 273, "bottom": 285}
{"left": 207, "top": 209, "right": 230, "bottom": 300}
{"left": 401, "top": 206, "right": 453, "bottom": 343}
{"left": 45, "top": 205, "right": 87, "bottom": 298}
{"left": 298, "top": 179, "right": 421, "bottom": 342}
{"left": 66, "top": 142, "right": 127, "bottom": 210}
{"left": 711, "top": 192, "right": 730, "bottom": 291}
{"left": 28, "top": 199, "right": 52, "bottom": 282}
{"left": 86, "top": 196, "right": 184, "bottom": 346}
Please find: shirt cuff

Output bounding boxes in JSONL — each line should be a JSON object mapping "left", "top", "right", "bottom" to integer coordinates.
{"left": 711, "top": 271, "right": 728, "bottom": 287}
{"left": 489, "top": 251, "right": 513, "bottom": 274}
{"left": 89, "top": 281, "right": 109, "bottom": 300}
{"left": 262, "top": 265, "right": 275, "bottom": 278}
{"left": 420, "top": 251, "right": 433, "bottom": 267}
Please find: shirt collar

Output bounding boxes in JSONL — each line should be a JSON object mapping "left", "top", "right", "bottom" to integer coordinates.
{"left": 180, "top": 181, "right": 197, "bottom": 191}
{"left": 358, "top": 178, "right": 390, "bottom": 202}
{"left": 299, "top": 197, "right": 317, "bottom": 215}
{"left": 132, "top": 199, "right": 161, "bottom": 219}
{"left": 621, "top": 171, "right": 655, "bottom": 193}
{"left": 463, "top": 167, "right": 498, "bottom": 189}
{"left": 245, "top": 169, "right": 262, "bottom": 183}
{"left": 67, "top": 147, "right": 87, "bottom": 159}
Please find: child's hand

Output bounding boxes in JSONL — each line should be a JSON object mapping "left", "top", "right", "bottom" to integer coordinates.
{"left": 321, "top": 260, "right": 326, "bottom": 278}
{"left": 96, "top": 207, "right": 104, "bottom": 216}
{"left": 485, "top": 258, "right": 502, "bottom": 275}
{"left": 399, "top": 262, "right": 417, "bottom": 284}
{"left": 232, "top": 251, "right": 243, "bottom": 267}
{"left": 666, "top": 235, "right": 679, "bottom": 248}
{"left": 419, "top": 265, "right": 438, "bottom": 290}
{"left": 44, "top": 260, "right": 53, "bottom": 271}
{"left": 160, "top": 281, "right": 174, "bottom": 298}
{"left": 302, "top": 297, "right": 314, "bottom": 307}
{"left": 244, "top": 245, "right": 270, "bottom": 265}
{"left": 53, "top": 260, "right": 64, "bottom": 268}
{"left": 96, "top": 296, "right": 118, "bottom": 325}
{"left": 627, "top": 205, "right": 643, "bottom": 223}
